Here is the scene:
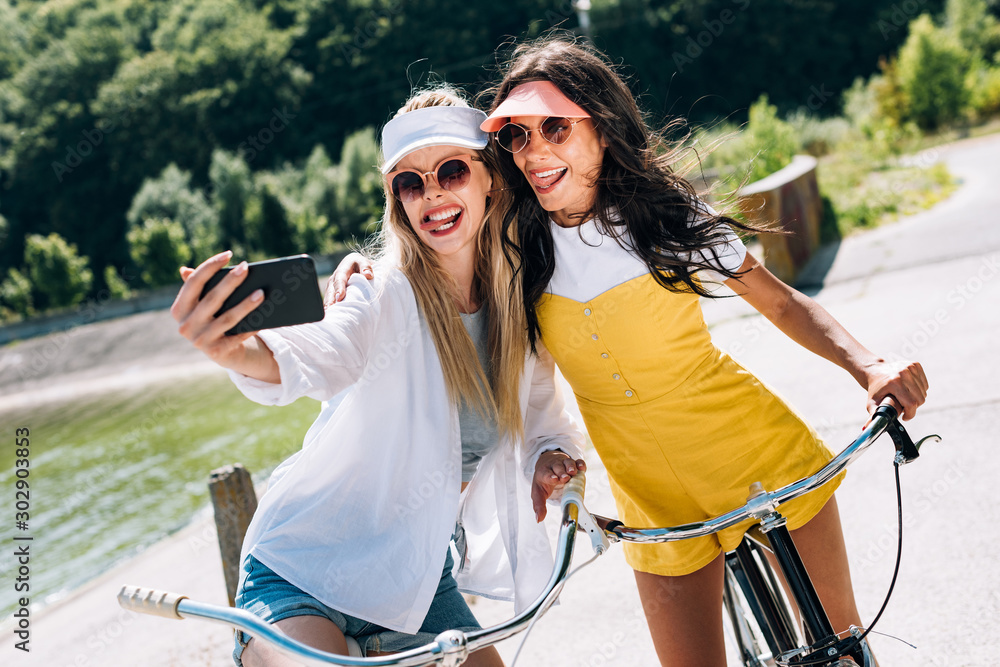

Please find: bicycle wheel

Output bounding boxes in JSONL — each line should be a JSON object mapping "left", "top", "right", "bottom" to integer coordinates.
{"left": 723, "top": 537, "right": 800, "bottom": 666}
{"left": 723, "top": 536, "right": 877, "bottom": 667}
{"left": 723, "top": 566, "right": 770, "bottom": 666}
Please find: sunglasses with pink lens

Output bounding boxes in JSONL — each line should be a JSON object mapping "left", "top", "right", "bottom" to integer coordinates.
{"left": 494, "top": 117, "right": 586, "bottom": 153}
{"left": 385, "top": 155, "right": 481, "bottom": 203}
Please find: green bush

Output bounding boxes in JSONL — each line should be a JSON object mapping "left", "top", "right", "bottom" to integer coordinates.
{"left": 706, "top": 96, "right": 800, "bottom": 189}
{"left": 335, "top": 127, "right": 383, "bottom": 240}
{"left": 946, "top": 0, "right": 1000, "bottom": 59}
{"left": 209, "top": 149, "right": 254, "bottom": 256}
{"left": 897, "top": 14, "right": 970, "bottom": 129}
{"left": 24, "top": 233, "right": 94, "bottom": 310}
{"left": 127, "top": 164, "right": 220, "bottom": 261}
{"left": 127, "top": 217, "right": 192, "bottom": 288}
{"left": 0, "top": 267, "right": 34, "bottom": 319}
{"left": 841, "top": 70, "right": 920, "bottom": 161}
{"left": 300, "top": 145, "right": 340, "bottom": 251}
{"left": 786, "top": 111, "right": 851, "bottom": 157}
{"left": 244, "top": 182, "right": 296, "bottom": 259}
{"left": 966, "top": 61, "right": 1000, "bottom": 118}
{"left": 103, "top": 265, "right": 133, "bottom": 299}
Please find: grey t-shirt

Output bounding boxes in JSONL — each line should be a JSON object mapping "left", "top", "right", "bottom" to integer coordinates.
{"left": 458, "top": 306, "right": 501, "bottom": 483}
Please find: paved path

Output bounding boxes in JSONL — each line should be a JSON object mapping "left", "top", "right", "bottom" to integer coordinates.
{"left": 4, "top": 132, "right": 998, "bottom": 666}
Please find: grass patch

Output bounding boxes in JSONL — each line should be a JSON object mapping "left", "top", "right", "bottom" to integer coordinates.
{"left": 816, "top": 147, "right": 959, "bottom": 237}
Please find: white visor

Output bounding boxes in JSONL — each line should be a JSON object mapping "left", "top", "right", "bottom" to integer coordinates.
{"left": 380, "top": 106, "right": 488, "bottom": 174}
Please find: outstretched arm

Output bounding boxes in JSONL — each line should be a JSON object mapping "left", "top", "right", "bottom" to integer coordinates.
{"left": 173, "top": 251, "right": 280, "bottom": 383}
{"left": 180, "top": 253, "right": 382, "bottom": 405}
{"left": 725, "top": 252, "right": 928, "bottom": 420}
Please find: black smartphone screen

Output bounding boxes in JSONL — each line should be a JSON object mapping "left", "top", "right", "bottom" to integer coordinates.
{"left": 199, "top": 255, "right": 325, "bottom": 335}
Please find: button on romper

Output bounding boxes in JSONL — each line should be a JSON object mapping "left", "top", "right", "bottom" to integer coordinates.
{"left": 537, "top": 219, "right": 844, "bottom": 577}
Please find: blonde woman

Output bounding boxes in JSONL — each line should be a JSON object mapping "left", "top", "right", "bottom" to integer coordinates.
{"left": 170, "top": 86, "right": 585, "bottom": 666}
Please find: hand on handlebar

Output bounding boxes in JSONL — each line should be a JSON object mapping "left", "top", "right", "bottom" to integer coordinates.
{"left": 324, "top": 252, "right": 374, "bottom": 306}
{"left": 863, "top": 358, "right": 928, "bottom": 421}
{"left": 532, "top": 450, "right": 587, "bottom": 523}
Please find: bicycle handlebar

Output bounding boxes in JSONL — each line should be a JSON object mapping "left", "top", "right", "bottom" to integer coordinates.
{"left": 605, "top": 398, "right": 940, "bottom": 545}
{"left": 118, "top": 471, "right": 593, "bottom": 666}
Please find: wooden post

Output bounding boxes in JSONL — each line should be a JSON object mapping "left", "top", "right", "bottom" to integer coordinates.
{"left": 209, "top": 464, "right": 258, "bottom": 607}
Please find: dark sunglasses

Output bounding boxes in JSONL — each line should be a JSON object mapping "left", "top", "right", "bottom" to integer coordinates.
{"left": 494, "top": 117, "right": 587, "bottom": 154}
{"left": 385, "top": 155, "right": 481, "bottom": 203}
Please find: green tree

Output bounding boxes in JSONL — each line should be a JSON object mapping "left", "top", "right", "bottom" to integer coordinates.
{"left": 0, "top": 267, "right": 34, "bottom": 319}
{"left": 245, "top": 181, "right": 296, "bottom": 258}
{"left": 710, "top": 95, "right": 800, "bottom": 188}
{"left": 335, "top": 127, "right": 383, "bottom": 240}
{"left": 743, "top": 95, "right": 800, "bottom": 183}
{"left": 209, "top": 149, "right": 254, "bottom": 255}
{"left": 24, "top": 233, "right": 94, "bottom": 310}
{"left": 897, "top": 14, "right": 970, "bottom": 129}
{"left": 103, "top": 265, "right": 133, "bottom": 299}
{"left": 127, "top": 217, "right": 192, "bottom": 288}
{"left": 946, "top": 0, "right": 999, "bottom": 58}
{"left": 127, "top": 164, "right": 220, "bottom": 261}
{"left": 302, "top": 145, "right": 339, "bottom": 230}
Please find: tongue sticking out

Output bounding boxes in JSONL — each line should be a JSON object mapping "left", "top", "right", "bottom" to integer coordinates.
{"left": 533, "top": 168, "right": 567, "bottom": 190}
{"left": 431, "top": 211, "right": 461, "bottom": 232}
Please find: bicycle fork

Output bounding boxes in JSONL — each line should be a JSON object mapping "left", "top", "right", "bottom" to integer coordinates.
{"left": 743, "top": 484, "right": 870, "bottom": 666}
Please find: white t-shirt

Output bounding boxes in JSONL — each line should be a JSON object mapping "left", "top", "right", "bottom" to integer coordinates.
{"left": 546, "top": 205, "right": 747, "bottom": 302}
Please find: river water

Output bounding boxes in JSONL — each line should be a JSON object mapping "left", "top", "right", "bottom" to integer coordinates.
{"left": 0, "top": 372, "right": 320, "bottom": 619}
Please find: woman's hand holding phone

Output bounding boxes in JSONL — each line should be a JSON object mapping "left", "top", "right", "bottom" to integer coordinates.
{"left": 171, "top": 250, "right": 280, "bottom": 383}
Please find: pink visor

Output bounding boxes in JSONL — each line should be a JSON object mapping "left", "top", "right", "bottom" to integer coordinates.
{"left": 480, "top": 80, "right": 590, "bottom": 132}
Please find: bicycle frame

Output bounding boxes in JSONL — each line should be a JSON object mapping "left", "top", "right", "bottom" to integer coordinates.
{"left": 590, "top": 401, "right": 939, "bottom": 666}
{"left": 119, "top": 472, "right": 593, "bottom": 667}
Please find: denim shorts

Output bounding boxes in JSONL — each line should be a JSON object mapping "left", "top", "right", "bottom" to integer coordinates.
{"left": 232, "top": 549, "right": 481, "bottom": 665}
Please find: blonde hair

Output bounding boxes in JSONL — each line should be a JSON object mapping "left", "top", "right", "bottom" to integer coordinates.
{"left": 372, "top": 85, "right": 527, "bottom": 441}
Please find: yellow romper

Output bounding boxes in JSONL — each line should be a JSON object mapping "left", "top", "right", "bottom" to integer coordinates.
{"left": 537, "top": 217, "right": 843, "bottom": 577}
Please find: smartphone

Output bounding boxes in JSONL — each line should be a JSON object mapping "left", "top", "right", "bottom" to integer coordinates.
{"left": 199, "top": 254, "right": 325, "bottom": 335}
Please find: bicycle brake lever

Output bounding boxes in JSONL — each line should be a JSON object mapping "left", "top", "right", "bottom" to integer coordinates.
{"left": 888, "top": 422, "right": 942, "bottom": 466}
{"left": 577, "top": 510, "right": 611, "bottom": 556}
{"left": 886, "top": 420, "right": 921, "bottom": 465}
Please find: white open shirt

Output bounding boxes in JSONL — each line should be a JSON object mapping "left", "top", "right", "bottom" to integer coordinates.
{"left": 228, "top": 268, "right": 585, "bottom": 633}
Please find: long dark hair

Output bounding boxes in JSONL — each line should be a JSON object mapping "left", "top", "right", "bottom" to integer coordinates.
{"left": 481, "top": 36, "right": 767, "bottom": 350}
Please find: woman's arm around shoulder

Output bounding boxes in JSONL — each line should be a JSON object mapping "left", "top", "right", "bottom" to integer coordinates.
{"left": 523, "top": 342, "right": 588, "bottom": 521}
{"left": 724, "top": 252, "right": 929, "bottom": 419}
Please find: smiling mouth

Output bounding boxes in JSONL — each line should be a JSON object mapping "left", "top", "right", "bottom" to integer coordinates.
{"left": 529, "top": 167, "right": 567, "bottom": 192}
{"left": 422, "top": 207, "right": 463, "bottom": 233}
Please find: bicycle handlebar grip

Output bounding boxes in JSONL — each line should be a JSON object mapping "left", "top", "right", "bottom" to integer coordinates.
{"left": 875, "top": 395, "right": 902, "bottom": 419}
{"left": 117, "top": 585, "right": 188, "bottom": 620}
{"left": 560, "top": 471, "right": 587, "bottom": 512}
